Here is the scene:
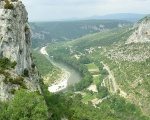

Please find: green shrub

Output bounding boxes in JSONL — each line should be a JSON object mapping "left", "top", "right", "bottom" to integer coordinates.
{"left": 19, "top": 49, "right": 22, "bottom": 54}
{"left": 96, "top": 85, "right": 109, "bottom": 98}
{"left": 23, "top": 68, "right": 29, "bottom": 77}
{"left": 8, "top": 89, "right": 16, "bottom": 94}
{"left": 13, "top": 76, "right": 23, "bottom": 84}
{"left": 7, "top": 26, "right": 12, "bottom": 31}
{"left": 0, "top": 58, "right": 17, "bottom": 69}
{"left": 0, "top": 58, "right": 11, "bottom": 69}
{"left": 0, "top": 70, "right": 10, "bottom": 77}
{"left": 3, "top": 78, "right": 8, "bottom": 84}
{"left": 35, "top": 90, "right": 40, "bottom": 95}
{"left": 4, "top": 0, "right": 14, "bottom": 9}
{"left": 31, "top": 63, "right": 36, "bottom": 68}
{"left": 8, "top": 78, "right": 13, "bottom": 83}
{"left": 12, "top": 76, "right": 26, "bottom": 88}
{"left": 11, "top": 0, "right": 18, "bottom": 2}
{"left": 11, "top": 61, "right": 17, "bottom": 68}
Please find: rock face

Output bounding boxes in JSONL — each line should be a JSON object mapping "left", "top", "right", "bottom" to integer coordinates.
{"left": 126, "top": 15, "right": 150, "bottom": 44}
{"left": 0, "top": 0, "right": 41, "bottom": 101}
{"left": 108, "top": 15, "right": 150, "bottom": 62}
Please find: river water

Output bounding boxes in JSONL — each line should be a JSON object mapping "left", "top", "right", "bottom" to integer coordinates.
{"left": 45, "top": 56, "right": 82, "bottom": 91}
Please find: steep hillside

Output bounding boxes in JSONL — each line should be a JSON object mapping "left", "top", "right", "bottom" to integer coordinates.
{"left": 30, "top": 23, "right": 52, "bottom": 48}
{"left": 30, "top": 20, "right": 131, "bottom": 48}
{"left": 107, "top": 15, "right": 150, "bottom": 115}
{"left": 32, "top": 50, "right": 61, "bottom": 85}
{"left": 0, "top": 0, "right": 40, "bottom": 101}
{"left": 46, "top": 15, "right": 150, "bottom": 117}
{"left": 126, "top": 14, "right": 150, "bottom": 44}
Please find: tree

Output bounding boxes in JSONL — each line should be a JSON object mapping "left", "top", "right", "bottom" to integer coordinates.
{"left": 0, "top": 101, "right": 9, "bottom": 120}
{"left": 7, "top": 89, "right": 48, "bottom": 120}
{"left": 79, "top": 56, "right": 91, "bottom": 64}
{"left": 97, "top": 85, "right": 109, "bottom": 98}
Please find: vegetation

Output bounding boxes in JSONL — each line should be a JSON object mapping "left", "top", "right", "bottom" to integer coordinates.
{"left": 96, "top": 85, "right": 109, "bottom": 98}
{"left": 46, "top": 45, "right": 93, "bottom": 91}
{"left": 24, "top": 68, "right": 29, "bottom": 77}
{"left": 4, "top": 0, "right": 14, "bottom": 9}
{"left": 32, "top": 51, "right": 53, "bottom": 75}
{"left": 0, "top": 14, "right": 149, "bottom": 119}
{"left": 35, "top": 20, "right": 130, "bottom": 41}
{"left": 0, "top": 57, "right": 17, "bottom": 80}
{"left": 30, "top": 20, "right": 131, "bottom": 48}
{"left": 11, "top": 0, "right": 18, "bottom": 2}
{"left": 39, "top": 84, "right": 148, "bottom": 120}
{"left": 0, "top": 89, "right": 48, "bottom": 120}
{"left": 0, "top": 57, "right": 26, "bottom": 89}
{"left": 45, "top": 25, "right": 150, "bottom": 118}
{"left": 0, "top": 57, "right": 16, "bottom": 70}
{"left": 69, "top": 26, "right": 133, "bottom": 52}
{"left": 32, "top": 50, "right": 61, "bottom": 84}
{"left": 79, "top": 56, "right": 92, "bottom": 64}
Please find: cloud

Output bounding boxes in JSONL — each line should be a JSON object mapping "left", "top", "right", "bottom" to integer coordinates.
{"left": 21, "top": 0, "right": 150, "bottom": 21}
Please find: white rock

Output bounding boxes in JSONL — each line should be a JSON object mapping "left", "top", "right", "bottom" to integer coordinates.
{"left": 0, "top": 1, "right": 41, "bottom": 101}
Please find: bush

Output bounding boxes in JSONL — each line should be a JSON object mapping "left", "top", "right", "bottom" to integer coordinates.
{"left": 8, "top": 89, "right": 16, "bottom": 94}
{"left": 13, "top": 76, "right": 23, "bottom": 84}
{"left": 11, "top": 0, "right": 18, "bottom": 2}
{"left": 11, "top": 61, "right": 17, "bottom": 68}
{"left": 12, "top": 76, "right": 26, "bottom": 88}
{"left": 0, "top": 58, "right": 17, "bottom": 69}
{"left": 0, "top": 70, "right": 10, "bottom": 77}
{"left": 79, "top": 56, "right": 91, "bottom": 64}
{"left": 4, "top": 0, "right": 14, "bottom": 9}
{"left": 3, "top": 78, "right": 8, "bottom": 84}
{"left": 23, "top": 68, "right": 29, "bottom": 77}
{"left": 0, "top": 58, "right": 11, "bottom": 69}
{"left": 31, "top": 63, "right": 36, "bottom": 68}
{"left": 96, "top": 85, "right": 109, "bottom": 98}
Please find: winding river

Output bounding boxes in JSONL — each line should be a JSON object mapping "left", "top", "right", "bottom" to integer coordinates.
{"left": 46, "top": 56, "right": 82, "bottom": 85}
{"left": 40, "top": 47, "right": 82, "bottom": 93}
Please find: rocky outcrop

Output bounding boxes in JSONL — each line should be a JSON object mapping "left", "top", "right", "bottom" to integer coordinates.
{"left": 0, "top": 0, "right": 41, "bottom": 101}
{"left": 126, "top": 15, "right": 150, "bottom": 44}
{"left": 108, "top": 15, "right": 150, "bottom": 62}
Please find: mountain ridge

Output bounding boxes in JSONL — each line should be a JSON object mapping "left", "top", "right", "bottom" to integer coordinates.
{"left": 30, "top": 19, "right": 131, "bottom": 48}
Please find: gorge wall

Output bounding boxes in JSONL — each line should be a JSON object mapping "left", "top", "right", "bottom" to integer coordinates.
{"left": 0, "top": 0, "right": 41, "bottom": 101}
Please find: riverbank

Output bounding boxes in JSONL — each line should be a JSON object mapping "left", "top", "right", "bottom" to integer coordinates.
{"left": 40, "top": 46, "right": 48, "bottom": 55}
{"left": 40, "top": 46, "right": 70, "bottom": 93}
{"left": 48, "top": 70, "right": 70, "bottom": 93}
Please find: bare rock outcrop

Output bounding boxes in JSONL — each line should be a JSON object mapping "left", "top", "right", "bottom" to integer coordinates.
{"left": 126, "top": 15, "right": 150, "bottom": 44}
{"left": 0, "top": 0, "right": 41, "bottom": 101}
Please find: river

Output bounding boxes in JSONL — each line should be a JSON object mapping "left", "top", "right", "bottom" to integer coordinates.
{"left": 46, "top": 56, "right": 82, "bottom": 86}
{"left": 40, "top": 47, "right": 82, "bottom": 93}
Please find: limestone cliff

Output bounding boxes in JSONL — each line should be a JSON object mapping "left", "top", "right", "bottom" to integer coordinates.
{"left": 0, "top": 0, "right": 41, "bottom": 101}
{"left": 126, "top": 14, "right": 150, "bottom": 44}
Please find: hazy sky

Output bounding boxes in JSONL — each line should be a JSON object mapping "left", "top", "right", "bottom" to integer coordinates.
{"left": 21, "top": 0, "right": 150, "bottom": 22}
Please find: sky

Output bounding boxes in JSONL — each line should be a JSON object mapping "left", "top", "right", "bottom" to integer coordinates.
{"left": 21, "top": 0, "right": 150, "bottom": 22}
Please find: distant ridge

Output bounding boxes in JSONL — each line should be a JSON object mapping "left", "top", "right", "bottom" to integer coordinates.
{"left": 84, "top": 13, "right": 147, "bottom": 22}
{"left": 50, "top": 13, "right": 147, "bottom": 23}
